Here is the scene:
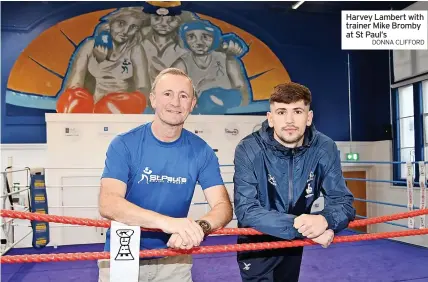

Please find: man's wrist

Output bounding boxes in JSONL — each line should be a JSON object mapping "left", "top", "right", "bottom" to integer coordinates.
{"left": 153, "top": 213, "right": 170, "bottom": 231}
{"left": 318, "top": 214, "right": 329, "bottom": 230}
{"left": 196, "top": 219, "right": 212, "bottom": 235}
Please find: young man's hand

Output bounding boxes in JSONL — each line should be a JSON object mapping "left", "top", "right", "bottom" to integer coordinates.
{"left": 311, "top": 229, "right": 335, "bottom": 248}
{"left": 293, "top": 214, "right": 328, "bottom": 239}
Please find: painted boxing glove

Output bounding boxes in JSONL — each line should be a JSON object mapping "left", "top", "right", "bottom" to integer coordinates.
{"left": 94, "top": 91, "right": 147, "bottom": 114}
{"left": 56, "top": 87, "right": 94, "bottom": 113}
{"left": 197, "top": 87, "right": 242, "bottom": 114}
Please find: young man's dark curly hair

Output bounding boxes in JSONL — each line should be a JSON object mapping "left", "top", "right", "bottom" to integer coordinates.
{"left": 269, "top": 82, "right": 312, "bottom": 107}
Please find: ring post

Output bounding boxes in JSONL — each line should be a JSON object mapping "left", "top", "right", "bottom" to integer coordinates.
{"left": 419, "top": 161, "right": 426, "bottom": 228}
{"left": 110, "top": 221, "right": 141, "bottom": 282}
{"left": 406, "top": 161, "right": 415, "bottom": 229}
{"left": 29, "top": 168, "right": 49, "bottom": 249}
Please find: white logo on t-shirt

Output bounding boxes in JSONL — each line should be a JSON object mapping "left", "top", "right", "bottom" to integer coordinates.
{"left": 138, "top": 167, "right": 187, "bottom": 185}
{"left": 137, "top": 167, "right": 152, "bottom": 184}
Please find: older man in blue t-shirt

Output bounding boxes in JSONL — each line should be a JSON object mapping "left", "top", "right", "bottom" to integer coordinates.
{"left": 97, "top": 67, "right": 233, "bottom": 282}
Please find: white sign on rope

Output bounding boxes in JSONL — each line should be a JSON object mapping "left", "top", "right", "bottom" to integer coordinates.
{"left": 419, "top": 161, "right": 427, "bottom": 229}
{"left": 110, "top": 221, "right": 141, "bottom": 282}
{"left": 406, "top": 162, "right": 415, "bottom": 229}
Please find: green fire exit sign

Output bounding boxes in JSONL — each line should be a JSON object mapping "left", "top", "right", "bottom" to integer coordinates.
{"left": 346, "top": 153, "right": 359, "bottom": 161}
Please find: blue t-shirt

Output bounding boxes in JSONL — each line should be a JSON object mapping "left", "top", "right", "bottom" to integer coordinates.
{"left": 101, "top": 122, "right": 224, "bottom": 251}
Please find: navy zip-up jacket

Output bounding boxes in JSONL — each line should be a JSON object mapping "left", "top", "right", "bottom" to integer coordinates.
{"left": 233, "top": 120, "right": 356, "bottom": 240}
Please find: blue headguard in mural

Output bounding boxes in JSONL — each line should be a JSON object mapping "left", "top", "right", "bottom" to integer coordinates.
{"left": 179, "top": 20, "right": 222, "bottom": 52}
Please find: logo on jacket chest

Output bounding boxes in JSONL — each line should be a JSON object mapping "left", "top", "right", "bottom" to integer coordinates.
{"left": 268, "top": 174, "right": 277, "bottom": 186}
{"left": 305, "top": 171, "right": 315, "bottom": 198}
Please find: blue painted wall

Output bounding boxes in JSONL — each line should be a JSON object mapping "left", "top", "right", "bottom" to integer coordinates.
{"left": 1, "top": 1, "right": 391, "bottom": 143}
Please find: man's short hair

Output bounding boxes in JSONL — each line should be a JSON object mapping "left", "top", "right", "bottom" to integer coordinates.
{"left": 269, "top": 82, "right": 312, "bottom": 106}
{"left": 151, "top": 68, "right": 196, "bottom": 98}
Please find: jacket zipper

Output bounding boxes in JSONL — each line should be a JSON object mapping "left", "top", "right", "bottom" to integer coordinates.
{"left": 288, "top": 149, "right": 295, "bottom": 212}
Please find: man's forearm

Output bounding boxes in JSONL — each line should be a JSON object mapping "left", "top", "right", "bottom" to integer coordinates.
{"left": 199, "top": 201, "right": 233, "bottom": 231}
{"left": 99, "top": 195, "right": 167, "bottom": 229}
{"left": 319, "top": 201, "right": 356, "bottom": 232}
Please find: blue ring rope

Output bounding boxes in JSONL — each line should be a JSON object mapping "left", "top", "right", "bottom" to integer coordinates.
{"left": 222, "top": 178, "right": 418, "bottom": 186}
{"left": 193, "top": 200, "right": 421, "bottom": 210}
{"left": 353, "top": 197, "right": 420, "bottom": 209}
{"left": 343, "top": 177, "right": 410, "bottom": 185}
{"left": 341, "top": 160, "right": 410, "bottom": 164}
{"left": 220, "top": 161, "right": 427, "bottom": 166}
{"left": 355, "top": 215, "right": 416, "bottom": 229}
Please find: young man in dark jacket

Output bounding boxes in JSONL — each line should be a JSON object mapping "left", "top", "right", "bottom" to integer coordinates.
{"left": 233, "top": 82, "right": 356, "bottom": 282}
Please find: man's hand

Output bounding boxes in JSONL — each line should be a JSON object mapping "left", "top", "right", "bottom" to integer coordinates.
{"left": 167, "top": 233, "right": 195, "bottom": 250}
{"left": 293, "top": 214, "right": 328, "bottom": 239}
{"left": 311, "top": 229, "right": 334, "bottom": 248}
{"left": 160, "top": 218, "right": 205, "bottom": 248}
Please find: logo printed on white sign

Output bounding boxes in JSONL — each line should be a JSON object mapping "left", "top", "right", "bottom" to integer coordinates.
{"left": 192, "top": 126, "right": 212, "bottom": 137}
{"left": 115, "top": 229, "right": 135, "bottom": 260}
{"left": 64, "top": 127, "right": 79, "bottom": 137}
{"left": 342, "top": 10, "right": 428, "bottom": 50}
{"left": 224, "top": 123, "right": 240, "bottom": 141}
{"left": 110, "top": 221, "right": 141, "bottom": 282}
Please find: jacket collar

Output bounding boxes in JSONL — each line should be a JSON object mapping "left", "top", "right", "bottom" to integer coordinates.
{"left": 258, "top": 119, "right": 317, "bottom": 154}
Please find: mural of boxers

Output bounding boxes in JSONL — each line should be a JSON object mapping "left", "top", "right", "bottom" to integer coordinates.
{"left": 6, "top": 1, "right": 291, "bottom": 115}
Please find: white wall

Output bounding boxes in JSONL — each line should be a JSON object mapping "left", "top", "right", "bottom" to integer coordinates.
{"left": 393, "top": 1, "right": 428, "bottom": 83}
{"left": 1, "top": 114, "right": 426, "bottom": 250}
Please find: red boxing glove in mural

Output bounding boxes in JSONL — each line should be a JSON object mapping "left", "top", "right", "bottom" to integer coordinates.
{"left": 94, "top": 91, "right": 147, "bottom": 114}
{"left": 56, "top": 87, "right": 94, "bottom": 113}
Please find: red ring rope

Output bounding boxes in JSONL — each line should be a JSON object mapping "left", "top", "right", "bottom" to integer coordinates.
{"left": 1, "top": 208, "right": 427, "bottom": 235}
{"left": 1, "top": 209, "right": 427, "bottom": 264}
{"left": 1, "top": 229, "right": 427, "bottom": 264}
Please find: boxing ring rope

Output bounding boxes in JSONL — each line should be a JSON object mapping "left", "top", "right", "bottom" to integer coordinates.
{"left": 2, "top": 230, "right": 428, "bottom": 264}
{"left": 0, "top": 208, "right": 427, "bottom": 264}
{"left": 1, "top": 160, "right": 427, "bottom": 265}
{"left": 2, "top": 208, "right": 428, "bottom": 235}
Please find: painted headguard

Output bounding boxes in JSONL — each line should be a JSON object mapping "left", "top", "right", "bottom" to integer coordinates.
{"left": 179, "top": 20, "right": 222, "bottom": 51}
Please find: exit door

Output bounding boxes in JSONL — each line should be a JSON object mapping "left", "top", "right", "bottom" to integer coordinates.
{"left": 343, "top": 171, "right": 367, "bottom": 233}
